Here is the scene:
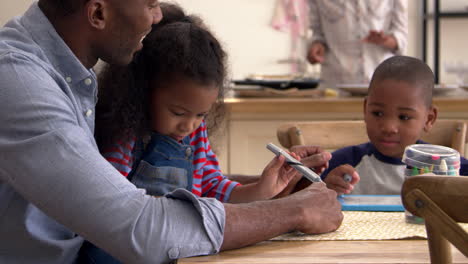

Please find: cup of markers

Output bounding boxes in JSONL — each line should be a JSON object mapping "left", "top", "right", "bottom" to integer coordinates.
{"left": 402, "top": 144, "right": 461, "bottom": 224}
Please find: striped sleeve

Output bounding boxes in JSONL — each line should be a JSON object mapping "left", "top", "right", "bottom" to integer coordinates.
{"left": 190, "top": 121, "right": 240, "bottom": 202}
{"left": 100, "top": 137, "right": 136, "bottom": 177}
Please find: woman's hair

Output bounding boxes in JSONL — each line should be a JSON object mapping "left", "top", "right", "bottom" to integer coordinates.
{"left": 95, "top": 2, "right": 228, "bottom": 148}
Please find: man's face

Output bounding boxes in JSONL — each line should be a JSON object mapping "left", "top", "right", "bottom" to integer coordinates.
{"left": 101, "top": 0, "right": 162, "bottom": 65}
{"left": 364, "top": 79, "right": 436, "bottom": 159}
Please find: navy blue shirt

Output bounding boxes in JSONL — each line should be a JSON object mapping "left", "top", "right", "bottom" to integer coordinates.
{"left": 321, "top": 141, "right": 468, "bottom": 195}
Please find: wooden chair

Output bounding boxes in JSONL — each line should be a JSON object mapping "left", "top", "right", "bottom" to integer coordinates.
{"left": 277, "top": 120, "right": 468, "bottom": 263}
{"left": 277, "top": 120, "right": 467, "bottom": 155}
{"left": 402, "top": 176, "right": 468, "bottom": 264}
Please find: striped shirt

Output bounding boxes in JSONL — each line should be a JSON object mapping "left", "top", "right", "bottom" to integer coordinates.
{"left": 101, "top": 121, "right": 240, "bottom": 202}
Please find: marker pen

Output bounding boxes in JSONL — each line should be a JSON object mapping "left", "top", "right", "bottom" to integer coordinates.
{"left": 266, "top": 143, "right": 322, "bottom": 182}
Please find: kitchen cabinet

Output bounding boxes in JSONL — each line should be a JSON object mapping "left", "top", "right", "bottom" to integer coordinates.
{"left": 215, "top": 96, "right": 468, "bottom": 175}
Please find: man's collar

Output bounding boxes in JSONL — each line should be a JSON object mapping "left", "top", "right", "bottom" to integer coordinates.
{"left": 21, "top": 2, "right": 93, "bottom": 85}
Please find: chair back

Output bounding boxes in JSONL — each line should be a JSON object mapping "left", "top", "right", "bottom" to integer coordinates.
{"left": 277, "top": 120, "right": 467, "bottom": 155}
{"left": 402, "top": 176, "right": 468, "bottom": 264}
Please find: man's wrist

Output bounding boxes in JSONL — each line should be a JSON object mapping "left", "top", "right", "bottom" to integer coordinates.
{"left": 278, "top": 195, "right": 304, "bottom": 232}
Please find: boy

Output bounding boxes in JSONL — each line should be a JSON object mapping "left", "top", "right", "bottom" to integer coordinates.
{"left": 322, "top": 56, "right": 468, "bottom": 195}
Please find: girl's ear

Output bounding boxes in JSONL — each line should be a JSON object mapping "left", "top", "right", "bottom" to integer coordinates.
{"left": 423, "top": 105, "right": 438, "bottom": 132}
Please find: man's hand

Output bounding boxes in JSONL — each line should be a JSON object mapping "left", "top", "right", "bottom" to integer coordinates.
{"left": 307, "top": 42, "right": 326, "bottom": 64}
{"left": 221, "top": 181, "right": 343, "bottom": 250}
{"left": 274, "top": 145, "right": 332, "bottom": 195}
{"left": 288, "top": 182, "right": 343, "bottom": 234}
{"left": 289, "top": 145, "right": 332, "bottom": 174}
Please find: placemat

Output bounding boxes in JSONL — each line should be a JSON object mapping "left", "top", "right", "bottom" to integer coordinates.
{"left": 271, "top": 211, "right": 468, "bottom": 241}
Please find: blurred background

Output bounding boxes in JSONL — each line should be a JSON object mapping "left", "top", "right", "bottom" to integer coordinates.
{"left": 2, "top": 0, "right": 468, "bottom": 84}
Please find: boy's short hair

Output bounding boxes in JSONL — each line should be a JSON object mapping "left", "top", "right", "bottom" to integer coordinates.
{"left": 369, "top": 55, "right": 434, "bottom": 107}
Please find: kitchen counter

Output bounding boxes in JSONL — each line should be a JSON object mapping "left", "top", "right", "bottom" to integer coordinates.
{"left": 216, "top": 95, "right": 468, "bottom": 175}
{"left": 225, "top": 95, "right": 468, "bottom": 120}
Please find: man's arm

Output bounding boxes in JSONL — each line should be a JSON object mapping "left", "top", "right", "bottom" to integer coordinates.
{"left": 221, "top": 182, "right": 343, "bottom": 250}
{"left": 307, "top": 0, "right": 328, "bottom": 64}
{"left": 0, "top": 54, "right": 225, "bottom": 264}
{"left": 308, "top": 0, "right": 326, "bottom": 45}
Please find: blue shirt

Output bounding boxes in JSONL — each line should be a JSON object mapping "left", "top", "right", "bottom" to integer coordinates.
{"left": 0, "top": 3, "right": 224, "bottom": 264}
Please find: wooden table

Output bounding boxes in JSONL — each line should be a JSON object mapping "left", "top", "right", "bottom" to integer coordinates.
{"left": 178, "top": 240, "right": 468, "bottom": 263}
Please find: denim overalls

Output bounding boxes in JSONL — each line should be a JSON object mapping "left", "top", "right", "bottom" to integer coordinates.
{"left": 78, "top": 133, "right": 195, "bottom": 264}
{"left": 130, "top": 132, "right": 194, "bottom": 196}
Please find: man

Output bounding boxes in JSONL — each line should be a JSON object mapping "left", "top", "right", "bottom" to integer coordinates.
{"left": 0, "top": 1, "right": 343, "bottom": 263}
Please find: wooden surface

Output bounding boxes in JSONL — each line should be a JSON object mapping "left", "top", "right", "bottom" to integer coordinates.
{"left": 178, "top": 240, "right": 468, "bottom": 264}
{"left": 276, "top": 120, "right": 468, "bottom": 153}
{"left": 402, "top": 176, "right": 468, "bottom": 223}
{"left": 225, "top": 96, "right": 468, "bottom": 120}
{"left": 402, "top": 176, "right": 468, "bottom": 263}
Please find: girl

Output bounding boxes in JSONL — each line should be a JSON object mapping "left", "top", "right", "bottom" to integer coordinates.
{"left": 80, "top": 4, "right": 331, "bottom": 263}
{"left": 81, "top": 4, "right": 302, "bottom": 263}
{"left": 94, "top": 2, "right": 300, "bottom": 204}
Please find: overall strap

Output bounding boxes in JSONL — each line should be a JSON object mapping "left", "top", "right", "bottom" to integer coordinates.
{"left": 127, "top": 137, "right": 146, "bottom": 181}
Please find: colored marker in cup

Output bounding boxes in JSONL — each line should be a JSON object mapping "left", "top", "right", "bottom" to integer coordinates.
{"left": 440, "top": 159, "right": 448, "bottom": 175}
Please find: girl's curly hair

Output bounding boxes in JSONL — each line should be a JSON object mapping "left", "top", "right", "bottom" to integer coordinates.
{"left": 95, "top": 2, "right": 228, "bottom": 149}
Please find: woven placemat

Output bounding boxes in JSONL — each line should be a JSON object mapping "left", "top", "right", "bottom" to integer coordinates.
{"left": 272, "top": 211, "right": 468, "bottom": 241}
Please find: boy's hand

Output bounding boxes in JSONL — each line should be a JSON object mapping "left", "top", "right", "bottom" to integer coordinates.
{"left": 323, "top": 164, "right": 359, "bottom": 195}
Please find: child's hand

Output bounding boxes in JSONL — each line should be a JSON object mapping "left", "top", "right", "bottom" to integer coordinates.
{"left": 257, "top": 153, "right": 301, "bottom": 199}
{"left": 323, "top": 165, "right": 359, "bottom": 195}
{"left": 289, "top": 145, "right": 332, "bottom": 174}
